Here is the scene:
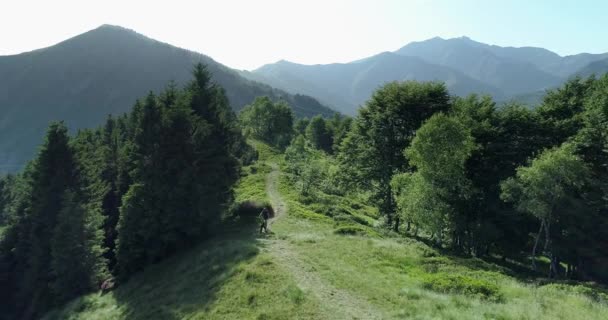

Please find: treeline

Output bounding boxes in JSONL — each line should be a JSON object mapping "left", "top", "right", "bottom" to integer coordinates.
{"left": 270, "top": 77, "right": 608, "bottom": 283}
{"left": 0, "top": 64, "right": 254, "bottom": 319}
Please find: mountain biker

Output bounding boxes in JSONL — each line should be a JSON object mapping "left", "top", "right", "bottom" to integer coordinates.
{"left": 259, "top": 207, "right": 270, "bottom": 233}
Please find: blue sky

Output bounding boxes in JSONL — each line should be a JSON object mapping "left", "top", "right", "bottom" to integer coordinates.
{"left": 1, "top": 0, "right": 607, "bottom": 70}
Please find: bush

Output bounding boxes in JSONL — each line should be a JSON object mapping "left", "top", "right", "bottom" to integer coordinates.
{"left": 289, "top": 205, "right": 331, "bottom": 222}
{"left": 421, "top": 273, "right": 503, "bottom": 302}
{"left": 284, "top": 284, "right": 306, "bottom": 305}
{"left": 231, "top": 201, "right": 274, "bottom": 219}
{"left": 334, "top": 225, "right": 369, "bottom": 236}
{"left": 541, "top": 283, "right": 608, "bottom": 303}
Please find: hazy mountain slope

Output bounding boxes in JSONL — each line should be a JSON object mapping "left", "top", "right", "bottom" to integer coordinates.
{"left": 490, "top": 47, "right": 608, "bottom": 77}
{"left": 241, "top": 61, "right": 355, "bottom": 112}
{"left": 574, "top": 57, "right": 608, "bottom": 78}
{"left": 395, "top": 37, "right": 563, "bottom": 95}
{"left": 249, "top": 52, "right": 503, "bottom": 115}
{"left": 250, "top": 36, "right": 608, "bottom": 115}
{"left": 485, "top": 45, "right": 561, "bottom": 73}
{"left": 0, "top": 25, "right": 334, "bottom": 171}
{"left": 547, "top": 53, "right": 608, "bottom": 77}
{"left": 398, "top": 36, "right": 608, "bottom": 79}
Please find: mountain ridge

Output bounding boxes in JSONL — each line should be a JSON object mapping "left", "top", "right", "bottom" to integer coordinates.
{"left": 250, "top": 36, "right": 608, "bottom": 114}
{"left": 245, "top": 50, "right": 504, "bottom": 114}
{"left": 0, "top": 25, "right": 335, "bottom": 172}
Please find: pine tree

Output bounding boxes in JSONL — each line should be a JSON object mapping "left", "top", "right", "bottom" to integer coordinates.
{"left": 50, "top": 190, "right": 107, "bottom": 304}
{"left": 20, "top": 122, "right": 76, "bottom": 315}
{"left": 187, "top": 64, "right": 241, "bottom": 231}
{"left": 0, "top": 122, "right": 83, "bottom": 317}
{"left": 116, "top": 93, "right": 163, "bottom": 277}
{"left": 116, "top": 183, "right": 149, "bottom": 278}
{"left": 116, "top": 66, "right": 245, "bottom": 279}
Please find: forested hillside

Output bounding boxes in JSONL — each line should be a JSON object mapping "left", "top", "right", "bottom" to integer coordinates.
{"left": 0, "top": 25, "right": 334, "bottom": 172}
{"left": 251, "top": 74, "right": 608, "bottom": 283}
{"left": 0, "top": 64, "right": 258, "bottom": 319}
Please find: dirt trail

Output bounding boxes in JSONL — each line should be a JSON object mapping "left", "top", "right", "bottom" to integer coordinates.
{"left": 265, "top": 162, "right": 286, "bottom": 223}
{"left": 262, "top": 162, "right": 383, "bottom": 320}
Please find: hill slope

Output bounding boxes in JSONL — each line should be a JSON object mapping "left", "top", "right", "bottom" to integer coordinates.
{"left": 246, "top": 52, "right": 503, "bottom": 115}
{"left": 44, "top": 142, "right": 608, "bottom": 320}
{"left": 0, "top": 25, "right": 334, "bottom": 172}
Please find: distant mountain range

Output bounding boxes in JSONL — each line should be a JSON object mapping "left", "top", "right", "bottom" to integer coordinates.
{"left": 0, "top": 25, "right": 334, "bottom": 171}
{"left": 244, "top": 36, "right": 608, "bottom": 114}
{"left": 2, "top": 26, "right": 608, "bottom": 171}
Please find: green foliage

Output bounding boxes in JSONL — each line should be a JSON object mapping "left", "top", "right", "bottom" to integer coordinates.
{"left": 449, "top": 95, "right": 536, "bottom": 257}
{"left": 305, "top": 115, "right": 332, "bottom": 153}
{"left": 537, "top": 77, "right": 595, "bottom": 145}
{"left": 540, "top": 283, "right": 608, "bottom": 304}
{"left": 337, "top": 81, "right": 450, "bottom": 224}
{"left": 239, "top": 96, "right": 295, "bottom": 148}
{"left": 284, "top": 136, "right": 328, "bottom": 196}
{"left": 116, "top": 64, "right": 244, "bottom": 278}
{"left": 421, "top": 273, "right": 503, "bottom": 302}
{"left": 333, "top": 225, "right": 377, "bottom": 237}
{"left": 327, "top": 113, "right": 352, "bottom": 153}
{"left": 333, "top": 225, "right": 367, "bottom": 235}
{"left": 0, "top": 122, "right": 109, "bottom": 317}
{"left": 0, "top": 175, "right": 15, "bottom": 225}
{"left": 392, "top": 172, "right": 448, "bottom": 236}
{"left": 393, "top": 114, "right": 476, "bottom": 243}
{"left": 501, "top": 144, "right": 589, "bottom": 221}
{"left": 574, "top": 74, "right": 608, "bottom": 176}
{"left": 294, "top": 118, "right": 310, "bottom": 135}
{"left": 406, "top": 114, "right": 476, "bottom": 184}
{"left": 40, "top": 138, "right": 608, "bottom": 320}
{"left": 50, "top": 191, "right": 107, "bottom": 304}
{"left": 501, "top": 143, "right": 595, "bottom": 276}
{"left": 229, "top": 199, "right": 274, "bottom": 227}
{"left": 115, "top": 184, "right": 149, "bottom": 277}
{"left": 0, "top": 64, "right": 252, "bottom": 317}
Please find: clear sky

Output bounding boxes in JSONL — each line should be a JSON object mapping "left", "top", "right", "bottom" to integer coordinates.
{"left": 1, "top": 0, "right": 607, "bottom": 70}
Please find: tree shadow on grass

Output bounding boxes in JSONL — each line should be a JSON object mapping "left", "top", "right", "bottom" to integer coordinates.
{"left": 108, "top": 215, "right": 265, "bottom": 320}
{"left": 403, "top": 232, "right": 555, "bottom": 282}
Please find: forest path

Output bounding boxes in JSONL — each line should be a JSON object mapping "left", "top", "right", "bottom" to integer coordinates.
{"left": 260, "top": 162, "right": 383, "bottom": 320}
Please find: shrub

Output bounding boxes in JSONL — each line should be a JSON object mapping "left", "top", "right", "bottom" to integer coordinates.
{"left": 334, "top": 225, "right": 368, "bottom": 236}
{"left": 349, "top": 213, "right": 372, "bottom": 226}
{"left": 284, "top": 284, "right": 306, "bottom": 305}
{"left": 289, "top": 205, "right": 331, "bottom": 222}
{"left": 421, "top": 273, "right": 503, "bottom": 302}
{"left": 541, "top": 283, "right": 608, "bottom": 303}
{"left": 231, "top": 201, "right": 274, "bottom": 219}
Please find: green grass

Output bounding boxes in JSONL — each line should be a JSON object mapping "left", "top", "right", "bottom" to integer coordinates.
{"left": 44, "top": 218, "right": 324, "bottom": 320}
{"left": 44, "top": 140, "right": 608, "bottom": 319}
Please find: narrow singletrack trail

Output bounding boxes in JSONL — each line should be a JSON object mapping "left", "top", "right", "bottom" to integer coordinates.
{"left": 261, "top": 162, "right": 383, "bottom": 320}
